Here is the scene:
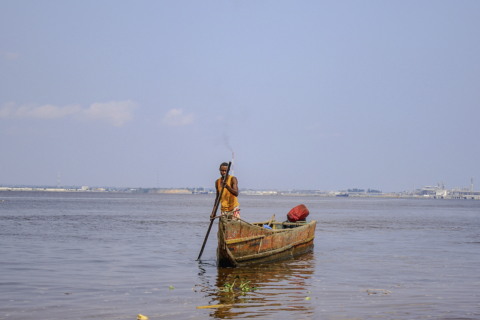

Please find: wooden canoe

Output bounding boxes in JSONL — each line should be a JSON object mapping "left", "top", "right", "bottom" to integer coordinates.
{"left": 217, "top": 217, "right": 316, "bottom": 267}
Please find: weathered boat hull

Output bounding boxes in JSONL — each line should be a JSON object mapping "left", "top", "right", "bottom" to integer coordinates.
{"left": 217, "top": 217, "right": 316, "bottom": 267}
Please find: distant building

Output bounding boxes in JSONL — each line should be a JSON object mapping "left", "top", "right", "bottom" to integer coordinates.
{"left": 417, "top": 182, "right": 480, "bottom": 199}
{"left": 450, "top": 190, "right": 480, "bottom": 200}
{"left": 149, "top": 188, "right": 191, "bottom": 194}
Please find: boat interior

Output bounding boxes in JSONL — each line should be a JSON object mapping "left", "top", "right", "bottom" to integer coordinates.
{"left": 250, "top": 219, "right": 309, "bottom": 230}
{"left": 220, "top": 212, "right": 310, "bottom": 231}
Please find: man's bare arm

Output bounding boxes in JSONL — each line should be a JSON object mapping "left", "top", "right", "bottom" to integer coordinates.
{"left": 212, "top": 179, "right": 220, "bottom": 218}
{"left": 222, "top": 176, "right": 239, "bottom": 197}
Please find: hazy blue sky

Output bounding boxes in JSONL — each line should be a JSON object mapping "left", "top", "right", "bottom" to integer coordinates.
{"left": 1, "top": 1, "right": 479, "bottom": 191}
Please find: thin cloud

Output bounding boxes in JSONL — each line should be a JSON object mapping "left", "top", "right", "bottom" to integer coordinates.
{"left": 162, "top": 109, "right": 194, "bottom": 127}
{"left": 18, "top": 104, "right": 80, "bottom": 119}
{"left": 307, "top": 123, "right": 321, "bottom": 130}
{"left": 1, "top": 51, "right": 20, "bottom": 61}
{"left": 318, "top": 133, "right": 343, "bottom": 139}
{"left": 82, "top": 101, "right": 137, "bottom": 127}
{"left": 0, "top": 100, "right": 138, "bottom": 127}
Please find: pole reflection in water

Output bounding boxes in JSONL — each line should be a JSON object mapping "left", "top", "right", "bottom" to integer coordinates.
{"left": 197, "top": 251, "right": 316, "bottom": 319}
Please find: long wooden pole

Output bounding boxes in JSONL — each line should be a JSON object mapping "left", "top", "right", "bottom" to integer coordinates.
{"left": 267, "top": 214, "right": 275, "bottom": 227}
{"left": 197, "top": 161, "right": 231, "bottom": 260}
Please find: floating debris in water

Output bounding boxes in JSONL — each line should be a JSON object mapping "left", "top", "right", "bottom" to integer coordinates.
{"left": 363, "top": 289, "right": 391, "bottom": 295}
{"left": 218, "top": 276, "right": 259, "bottom": 295}
{"left": 191, "top": 284, "right": 209, "bottom": 292}
{"left": 305, "top": 297, "right": 311, "bottom": 300}
{"left": 197, "top": 304, "right": 233, "bottom": 309}
{"left": 169, "top": 286, "right": 175, "bottom": 290}
{"left": 137, "top": 314, "right": 148, "bottom": 320}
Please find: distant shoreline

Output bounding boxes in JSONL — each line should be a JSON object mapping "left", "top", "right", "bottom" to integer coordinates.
{"left": 0, "top": 187, "right": 478, "bottom": 200}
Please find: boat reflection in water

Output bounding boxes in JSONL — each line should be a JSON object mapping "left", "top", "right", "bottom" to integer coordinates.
{"left": 197, "top": 251, "right": 316, "bottom": 319}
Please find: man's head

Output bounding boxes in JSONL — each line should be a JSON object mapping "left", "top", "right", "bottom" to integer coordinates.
{"left": 219, "top": 162, "right": 229, "bottom": 177}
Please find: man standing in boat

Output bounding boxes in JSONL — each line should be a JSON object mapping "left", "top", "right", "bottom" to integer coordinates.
{"left": 214, "top": 162, "right": 240, "bottom": 219}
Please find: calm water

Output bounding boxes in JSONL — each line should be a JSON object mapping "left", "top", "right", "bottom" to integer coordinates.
{"left": 0, "top": 192, "right": 479, "bottom": 320}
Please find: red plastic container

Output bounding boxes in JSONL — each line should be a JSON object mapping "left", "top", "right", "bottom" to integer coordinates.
{"left": 287, "top": 204, "right": 309, "bottom": 222}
